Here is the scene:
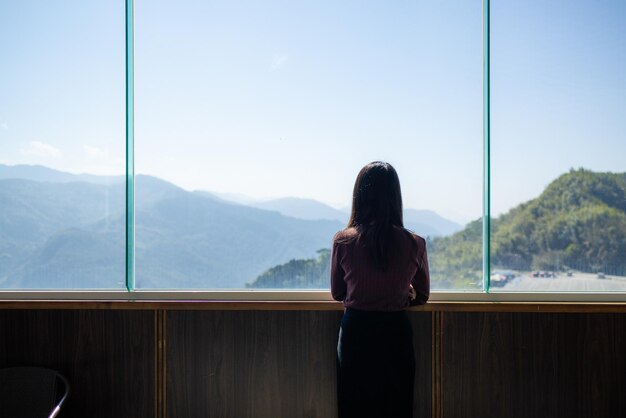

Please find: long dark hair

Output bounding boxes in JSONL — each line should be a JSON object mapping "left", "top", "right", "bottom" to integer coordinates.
{"left": 342, "top": 161, "right": 404, "bottom": 270}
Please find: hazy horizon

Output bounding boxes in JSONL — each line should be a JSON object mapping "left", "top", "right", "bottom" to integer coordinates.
{"left": 0, "top": 162, "right": 471, "bottom": 225}
{"left": 1, "top": 0, "right": 624, "bottom": 225}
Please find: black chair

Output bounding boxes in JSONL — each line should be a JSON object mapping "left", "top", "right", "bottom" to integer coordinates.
{"left": 0, "top": 367, "right": 70, "bottom": 418}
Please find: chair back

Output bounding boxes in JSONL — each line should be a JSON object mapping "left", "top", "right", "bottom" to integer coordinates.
{"left": 0, "top": 367, "right": 69, "bottom": 418}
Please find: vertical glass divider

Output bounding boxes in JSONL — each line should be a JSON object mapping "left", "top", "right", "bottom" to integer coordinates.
{"left": 483, "top": 0, "right": 491, "bottom": 293}
{"left": 125, "top": 0, "right": 135, "bottom": 292}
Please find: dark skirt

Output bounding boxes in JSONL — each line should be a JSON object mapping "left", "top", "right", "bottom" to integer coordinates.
{"left": 337, "top": 308, "right": 415, "bottom": 418}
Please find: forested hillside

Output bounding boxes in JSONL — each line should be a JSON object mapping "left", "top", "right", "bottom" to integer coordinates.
{"left": 249, "top": 169, "right": 626, "bottom": 289}
{"left": 247, "top": 249, "right": 330, "bottom": 288}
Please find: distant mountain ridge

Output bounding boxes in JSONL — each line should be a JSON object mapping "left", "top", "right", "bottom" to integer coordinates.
{"left": 207, "top": 194, "right": 463, "bottom": 237}
{"left": 0, "top": 163, "right": 463, "bottom": 289}
{"left": 134, "top": 178, "right": 342, "bottom": 288}
{"left": 0, "top": 177, "right": 126, "bottom": 288}
{"left": 403, "top": 209, "right": 463, "bottom": 237}
{"left": 0, "top": 165, "right": 341, "bottom": 288}
{"left": 1, "top": 164, "right": 462, "bottom": 236}
{"left": 252, "top": 197, "right": 347, "bottom": 223}
{"left": 248, "top": 169, "right": 626, "bottom": 289}
{"left": 0, "top": 164, "right": 123, "bottom": 184}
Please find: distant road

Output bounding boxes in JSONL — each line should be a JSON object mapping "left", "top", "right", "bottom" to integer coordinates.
{"left": 496, "top": 272, "right": 626, "bottom": 292}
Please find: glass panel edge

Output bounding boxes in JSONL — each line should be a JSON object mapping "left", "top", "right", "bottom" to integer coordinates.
{"left": 482, "top": 0, "right": 491, "bottom": 293}
{"left": 125, "top": 0, "right": 135, "bottom": 292}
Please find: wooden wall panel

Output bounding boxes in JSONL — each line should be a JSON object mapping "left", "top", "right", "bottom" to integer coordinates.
{"left": 1, "top": 305, "right": 621, "bottom": 418}
{"left": 166, "top": 310, "right": 341, "bottom": 418}
{"left": 166, "top": 310, "right": 432, "bottom": 418}
{"left": 408, "top": 312, "right": 433, "bottom": 418}
{"left": 0, "top": 309, "right": 154, "bottom": 418}
{"left": 442, "top": 313, "right": 626, "bottom": 418}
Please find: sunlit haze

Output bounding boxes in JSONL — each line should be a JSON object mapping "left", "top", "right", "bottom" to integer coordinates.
{"left": 1, "top": 0, "right": 624, "bottom": 225}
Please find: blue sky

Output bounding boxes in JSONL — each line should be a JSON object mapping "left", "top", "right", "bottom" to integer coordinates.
{"left": 1, "top": 0, "right": 624, "bottom": 224}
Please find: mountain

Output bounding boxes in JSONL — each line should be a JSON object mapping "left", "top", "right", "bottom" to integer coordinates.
{"left": 0, "top": 172, "right": 342, "bottom": 289}
{"left": 0, "top": 164, "right": 472, "bottom": 289}
{"left": 134, "top": 178, "right": 342, "bottom": 288}
{"left": 0, "top": 164, "right": 123, "bottom": 184}
{"left": 0, "top": 178, "right": 125, "bottom": 288}
{"left": 403, "top": 209, "right": 463, "bottom": 237}
{"left": 248, "top": 169, "right": 626, "bottom": 289}
{"left": 252, "top": 197, "right": 347, "bottom": 223}
{"left": 248, "top": 249, "right": 330, "bottom": 288}
{"left": 211, "top": 195, "right": 462, "bottom": 237}
{"left": 429, "top": 168, "right": 626, "bottom": 288}
{"left": 490, "top": 169, "right": 626, "bottom": 273}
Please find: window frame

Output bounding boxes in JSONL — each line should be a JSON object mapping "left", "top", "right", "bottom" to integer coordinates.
{"left": 0, "top": 290, "right": 625, "bottom": 302}
{"left": 1, "top": 0, "right": 625, "bottom": 303}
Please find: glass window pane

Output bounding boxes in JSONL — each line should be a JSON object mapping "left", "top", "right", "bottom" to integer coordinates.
{"left": 0, "top": 1, "right": 126, "bottom": 289}
{"left": 491, "top": 0, "right": 626, "bottom": 292}
{"left": 135, "top": 0, "right": 482, "bottom": 290}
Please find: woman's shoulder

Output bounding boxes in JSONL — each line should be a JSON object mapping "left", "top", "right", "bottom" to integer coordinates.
{"left": 394, "top": 226, "right": 426, "bottom": 247}
{"left": 333, "top": 227, "right": 358, "bottom": 244}
{"left": 410, "top": 231, "right": 426, "bottom": 245}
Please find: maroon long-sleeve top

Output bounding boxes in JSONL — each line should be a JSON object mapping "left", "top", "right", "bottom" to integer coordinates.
{"left": 330, "top": 226, "right": 430, "bottom": 311}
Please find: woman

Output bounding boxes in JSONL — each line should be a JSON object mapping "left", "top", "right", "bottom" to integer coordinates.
{"left": 331, "top": 161, "right": 430, "bottom": 418}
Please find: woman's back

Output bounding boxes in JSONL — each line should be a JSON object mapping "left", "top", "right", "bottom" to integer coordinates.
{"left": 331, "top": 225, "right": 429, "bottom": 311}
{"left": 332, "top": 161, "right": 429, "bottom": 418}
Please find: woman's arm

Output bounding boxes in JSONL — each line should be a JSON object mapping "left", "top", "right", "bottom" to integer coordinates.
{"left": 330, "top": 240, "right": 347, "bottom": 301}
{"left": 410, "top": 238, "right": 430, "bottom": 306}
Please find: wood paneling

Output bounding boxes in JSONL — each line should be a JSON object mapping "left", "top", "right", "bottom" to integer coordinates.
{"left": 155, "top": 310, "right": 167, "bottom": 418}
{"left": 2, "top": 300, "right": 626, "bottom": 313}
{"left": 0, "top": 309, "right": 154, "bottom": 418}
{"left": 0, "top": 305, "right": 623, "bottom": 418}
{"left": 442, "top": 312, "right": 626, "bottom": 418}
{"left": 166, "top": 310, "right": 431, "bottom": 418}
{"left": 431, "top": 312, "right": 443, "bottom": 418}
{"left": 409, "top": 311, "right": 433, "bottom": 418}
{"left": 166, "top": 310, "right": 341, "bottom": 418}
